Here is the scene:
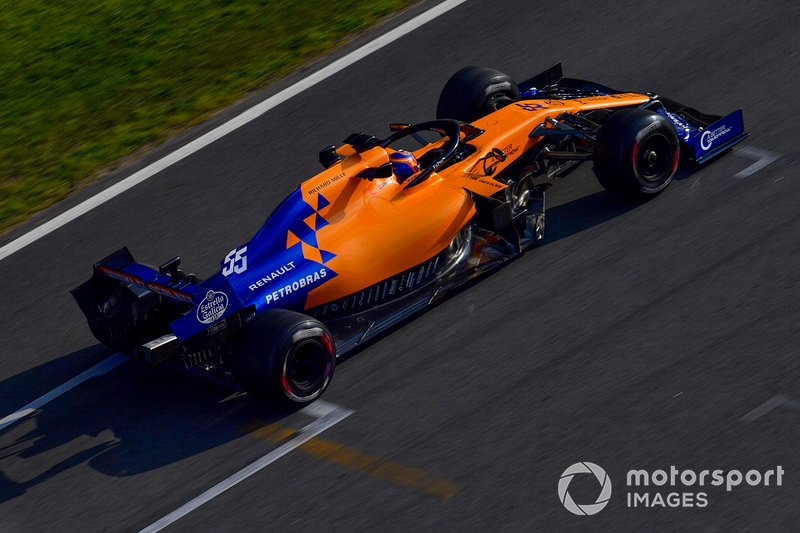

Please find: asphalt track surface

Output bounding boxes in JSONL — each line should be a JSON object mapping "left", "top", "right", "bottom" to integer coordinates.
{"left": 1, "top": 0, "right": 799, "bottom": 530}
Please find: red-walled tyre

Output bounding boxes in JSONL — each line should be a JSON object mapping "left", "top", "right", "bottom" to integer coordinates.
{"left": 593, "top": 108, "right": 680, "bottom": 198}
{"left": 233, "top": 309, "right": 336, "bottom": 407}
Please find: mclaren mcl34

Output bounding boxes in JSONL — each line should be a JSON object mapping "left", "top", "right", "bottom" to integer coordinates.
{"left": 73, "top": 63, "right": 748, "bottom": 406}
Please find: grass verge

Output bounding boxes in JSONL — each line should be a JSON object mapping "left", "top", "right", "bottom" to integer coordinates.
{"left": 0, "top": 0, "right": 413, "bottom": 233}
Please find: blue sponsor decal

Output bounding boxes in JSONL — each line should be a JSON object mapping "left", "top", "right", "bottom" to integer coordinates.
{"left": 170, "top": 274, "right": 240, "bottom": 341}
{"left": 195, "top": 290, "right": 229, "bottom": 324}
{"left": 515, "top": 102, "right": 548, "bottom": 112}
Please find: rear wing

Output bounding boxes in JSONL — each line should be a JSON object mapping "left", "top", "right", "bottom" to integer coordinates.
{"left": 78, "top": 247, "right": 201, "bottom": 305}
{"left": 73, "top": 246, "right": 247, "bottom": 354}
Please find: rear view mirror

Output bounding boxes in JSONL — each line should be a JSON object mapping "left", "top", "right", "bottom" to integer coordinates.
{"left": 355, "top": 162, "right": 394, "bottom": 181}
{"left": 319, "top": 145, "right": 342, "bottom": 169}
{"left": 376, "top": 162, "right": 394, "bottom": 178}
{"left": 389, "top": 123, "right": 411, "bottom": 132}
{"left": 491, "top": 147, "right": 507, "bottom": 162}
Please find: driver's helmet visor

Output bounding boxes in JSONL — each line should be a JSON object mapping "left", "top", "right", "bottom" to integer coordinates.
{"left": 389, "top": 150, "right": 420, "bottom": 181}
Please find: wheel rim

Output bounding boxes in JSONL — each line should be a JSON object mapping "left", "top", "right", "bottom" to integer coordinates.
{"left": 483, "top": 93, "right": 514, "bottom": 114}
{"left": 637, "top": 133, "right": 673, "bottom": 182}
{"left": 511, "top": 177, "right": 533, "bottom": 214}
{"left": 285, "top": 340, "right": 329, "bottom": 397}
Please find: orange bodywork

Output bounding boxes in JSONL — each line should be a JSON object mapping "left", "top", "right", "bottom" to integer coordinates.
{"left": 299, "top": 93, "right": 650, "bottom": 309}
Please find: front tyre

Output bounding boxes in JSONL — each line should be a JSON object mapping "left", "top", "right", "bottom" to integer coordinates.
{"left": 233, "top": 310, "right": 336, "bottom": 407}
{"left": 593, "top": 108, "right": 680, "bottom": 198}
{"left": 436, "top": 66, "right": 520, "bottom": 122}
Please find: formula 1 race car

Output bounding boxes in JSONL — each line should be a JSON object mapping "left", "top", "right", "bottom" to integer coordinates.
{"left": 73, "top": 63, "right": 748, "bottom": 406}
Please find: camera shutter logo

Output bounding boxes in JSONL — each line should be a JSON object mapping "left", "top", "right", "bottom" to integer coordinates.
{"left": 558, "top": 462, "right": 612, "bottom": 515}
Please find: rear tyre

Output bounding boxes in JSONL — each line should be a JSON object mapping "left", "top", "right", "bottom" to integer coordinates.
{"left": 233, "top": 310, "right": 336, "bottom": 407}
{"left": 593, "top": 108, "right": 680, "bottom": 198}
{"left": 436, "top": 67, "right": 520, "bottom": 122}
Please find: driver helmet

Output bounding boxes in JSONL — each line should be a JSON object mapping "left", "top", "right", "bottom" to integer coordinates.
{"left": 389, "top": 150, "right": 420, "bottom": 182}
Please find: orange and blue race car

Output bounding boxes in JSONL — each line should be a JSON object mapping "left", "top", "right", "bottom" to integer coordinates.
{"left": 73, "top": 63, "right": 748, "bottom": 406}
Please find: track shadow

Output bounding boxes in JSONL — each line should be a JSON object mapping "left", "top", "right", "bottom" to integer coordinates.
{"left": 0, "top": 349, "right": 296, "bottom": 504}
{"left": 544, "top": 190, "right": 638, "bottom": 243}
{"left": 544, "top": 161, "right": 703, "bottom": 244}
{"left": 0, "top": 345, "right": 110, "bottom": 416}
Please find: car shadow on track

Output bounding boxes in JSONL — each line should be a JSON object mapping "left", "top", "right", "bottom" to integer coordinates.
{"left": 543, "top": 162, "right": 702, "bottom": 243}
{"left": 0, "top": 347, "right": 297, "bottom": 504}
{"left": 0, "top": 345, "right": 110, "bottom": 417}
{"left": 544, "top": 190, "right": 637, "bottom": 243}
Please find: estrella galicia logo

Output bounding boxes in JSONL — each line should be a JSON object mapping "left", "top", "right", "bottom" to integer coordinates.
{"left": 558, "top": 462, "right": 612, "bottom": 515}
{"left": 196, "top": 290, "right": 228, "bottom": 324}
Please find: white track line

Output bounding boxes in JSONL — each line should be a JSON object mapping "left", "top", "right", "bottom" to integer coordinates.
{"left": 734, "top": 146, "right": 781, "bottom": 178}
{"left": 0, "top": 353, "right": 129, "bottom": 432}
{"left": 139, "top": 401, "right": 354, "bottom": 533}
{"left": 741, "top": 394, "right": 800, "bottom": 422}
{"left": 0, "top": 0, "right": 469, "bottom": 263}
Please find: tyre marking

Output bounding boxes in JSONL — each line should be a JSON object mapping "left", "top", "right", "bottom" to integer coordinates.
{"left": 139, "top": 400, "right": 354, "bottom": 533}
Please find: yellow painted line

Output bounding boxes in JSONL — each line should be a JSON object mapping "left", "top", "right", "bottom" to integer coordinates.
{"left": 143, "top": 402, "right": 353, "bottom": 533}
{"left": 248, "top": 423, "right": 463, "bottom": 500}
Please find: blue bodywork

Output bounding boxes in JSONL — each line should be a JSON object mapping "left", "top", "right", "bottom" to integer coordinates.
{"left": 96, "top": 187, "right": 339, "bottom": 342}
{"left": 174, "top": 187, "right": 339, "bottom": 340}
